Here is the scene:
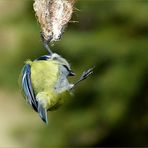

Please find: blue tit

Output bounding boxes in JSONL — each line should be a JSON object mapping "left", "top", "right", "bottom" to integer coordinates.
{"left": 21, "top": 53, "right": 93, "bottom": 124}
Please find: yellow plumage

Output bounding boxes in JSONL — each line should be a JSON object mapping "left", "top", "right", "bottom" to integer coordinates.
{"left": 28, "top": 59, "right": 67, "bottom": 110}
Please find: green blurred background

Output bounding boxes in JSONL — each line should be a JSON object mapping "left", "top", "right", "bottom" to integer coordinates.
{"left": 0, "top": 0, "right": 148, "bottom": 147}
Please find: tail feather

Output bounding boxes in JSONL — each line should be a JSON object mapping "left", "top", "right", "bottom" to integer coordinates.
{"left": 38, "top": 103, "right": 48, "bottom": 124}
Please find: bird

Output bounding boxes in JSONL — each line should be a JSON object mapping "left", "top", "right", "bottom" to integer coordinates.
{"left": 21, "top": 53, "right": 93, "bottom": 124}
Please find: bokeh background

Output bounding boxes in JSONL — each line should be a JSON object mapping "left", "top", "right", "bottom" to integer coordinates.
{"left": 0, "top": 0, "right": 148, "bottom": 147}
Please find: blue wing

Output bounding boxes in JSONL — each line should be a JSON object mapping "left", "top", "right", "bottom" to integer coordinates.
{"left": 21, "top": 56, "right": 51, "bottom": 123}
{"left": 21, "top": 64, "right": 38, "bottom": 112}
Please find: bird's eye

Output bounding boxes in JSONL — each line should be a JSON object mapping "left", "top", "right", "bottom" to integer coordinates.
{"left": 53, "top": 57, "right": 57, "bottom": 60}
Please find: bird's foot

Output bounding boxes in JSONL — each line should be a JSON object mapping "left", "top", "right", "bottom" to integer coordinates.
{"left": 71, "top": 66, "right": 95, "bottom": 89}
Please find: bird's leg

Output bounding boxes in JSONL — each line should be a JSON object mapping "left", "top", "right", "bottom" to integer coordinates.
{"left": 70, "top": 66, "right": 95, "bottom": 90}
{"left": 40, "top": 32, "right": 53, "bottom": 55}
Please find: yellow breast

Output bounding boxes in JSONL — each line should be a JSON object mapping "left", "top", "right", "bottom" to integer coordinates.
{"left": 31, "top": 60, "right": 59, "bottom": 94}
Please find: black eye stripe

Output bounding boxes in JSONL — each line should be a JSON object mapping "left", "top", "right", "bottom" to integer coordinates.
{"left": 63, "top": 65, "right": 75, "bottom": 76}
{"left": 63, "top": 65, "right": 70, "bottom": 71}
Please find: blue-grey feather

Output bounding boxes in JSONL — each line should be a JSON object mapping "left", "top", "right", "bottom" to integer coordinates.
{"left": 38, "top": 103, "right": 48, "bottom": 124}
{"left": 54, "top": 65, "right": 70, "bottom": 92}
{"left": 22, "top": 64, "right": 38, "bottom": 111}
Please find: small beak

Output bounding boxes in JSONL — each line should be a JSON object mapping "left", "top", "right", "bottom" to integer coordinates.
{"left": 69, "top": 71, "right": 76, "bottom": 76}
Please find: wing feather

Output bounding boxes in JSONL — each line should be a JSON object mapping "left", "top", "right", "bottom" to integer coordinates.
{"left": 22, "top": 64, "right": 38, "bottom": 111}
